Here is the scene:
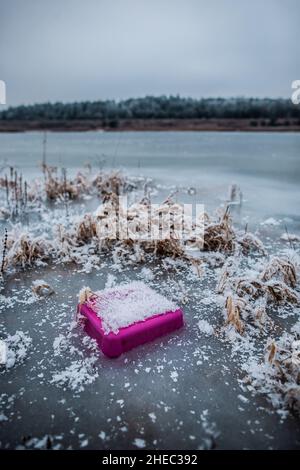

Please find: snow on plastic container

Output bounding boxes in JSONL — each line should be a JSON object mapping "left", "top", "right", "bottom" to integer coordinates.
{"left": 78, "top": 281, "right": 184, "bottom": 358}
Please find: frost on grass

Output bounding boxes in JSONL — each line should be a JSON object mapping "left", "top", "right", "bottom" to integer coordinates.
{"left": 217, "top": 253, "right": 299, "bottom": 334}
{"left": 5, "top": 232, "right": 53, "bottom": 268}
{"left": 243, "top": 332, "right": 300, "bottom": 415}
{"left": 214, "top": 247, "right": 300, "bottom": 415}
{"left": 1, "top": 166, "right": 300, "bottom": 425}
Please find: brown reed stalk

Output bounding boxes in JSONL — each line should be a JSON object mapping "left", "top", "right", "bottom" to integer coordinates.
{"left": 1, "top": 228, "right": 8, "bottom": 276}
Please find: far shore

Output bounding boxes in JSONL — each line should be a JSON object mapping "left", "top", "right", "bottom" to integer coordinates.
{"left": 0, "top": 118, "right": 300, "bottom": 133}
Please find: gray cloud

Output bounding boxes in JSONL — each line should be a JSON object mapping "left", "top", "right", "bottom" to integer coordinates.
{"left": 0, "top": 0, "right": 299, "bottom": 105}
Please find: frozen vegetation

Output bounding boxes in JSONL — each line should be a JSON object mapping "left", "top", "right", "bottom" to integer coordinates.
{"left": 0, "top": 162, "right": 300, "bottom": 449}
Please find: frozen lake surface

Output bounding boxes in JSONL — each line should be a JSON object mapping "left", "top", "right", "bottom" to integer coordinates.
{"left": 0, "top": 131, "right": 299, "bottom": 219}
{"left": 0, "top": 131, "right": 300, "bottom": 449}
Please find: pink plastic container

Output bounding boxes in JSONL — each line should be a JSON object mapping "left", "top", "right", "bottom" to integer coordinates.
{"left": 78, "top": 284, "right": 184, "bottom": 358}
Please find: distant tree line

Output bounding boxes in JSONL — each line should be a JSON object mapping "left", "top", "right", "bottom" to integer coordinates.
{"left": 0, "top": 96, "right": 299, "bottom": 123}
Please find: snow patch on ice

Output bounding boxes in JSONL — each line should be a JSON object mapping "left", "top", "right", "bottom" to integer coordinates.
{"left": 280, "top": 233, "right": 300, "bottom": 242}
{"left": 198, "top": 320, "right": 214, "bottom": 336}
{"left": 133, "top": 438, "right": 146, "bottom": 448}
{"left": 140, "top": 267, "right": 155, "bottom": 281}
{"left": 2, "top": 331, "right": 32, "bottom": 369}
{"left": 261, "top": 218, "right": 280, "bottom": 226}
{"left": 170, "top": 370, "right": 178, "bottom": 382}
{"left": 51, "top": 357, "right": 98, "bottom": 392}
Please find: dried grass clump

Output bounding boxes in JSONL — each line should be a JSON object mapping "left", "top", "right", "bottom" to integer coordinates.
{"left": 203, "top": 207, "right": 266, "bottom": 255}
{"left": 218, "top": 254, "right": 299, "bottom": 334}
{"left": 0, "top": 168, "right": 30, "bottom": 219}
{"left": 76, "top": 214, "right": 98, "bottom": 244}
{"left": 93, "top": 172, "right": 125, "bottom": 199}
{"left": 53, "top": 210, "right": 114, "bottom": 263}
{"left": 264, "top": 281, "right": 299, "bottom": 304}
{"left": 143, "top": 238, "right": 186, "bottom": 258}
{"left": 244, "top": 334, "right": 300, "bottom": 415}
{"left": 32, "top": 280, "right": 54, "bottom": 297}
{"left": 236, "top": 232, "right": 266, "bottom": 256}
{"left": 225, "top": 295, "right": 245, "bottom": 334}
{"left": 43, "top": 166, "right": 130, "bottom": 203}
{"left": 261, "top": 257, "right": 297, "bottom": 288}
{"left": 233, "top": 278, "right": 266, "bottom": 299}
{"left": 54, "top": 224, "right": 92, "bottom": 265}
{"left": 266, "top": 335, "right": 300, "bottom": 413}
{"left": 0, "top": 228, "right": 8, "bottom": 278}
{"left": 6, "top": 232, "right": 53, "bottom": 268}
{"left": 44, "top": 166, "right": 86, "bottom": 202}
{"left": 64, "top": 196, "right": 203, "bottom": 271}
{"left": 260, "top": 256, "right": 298, "bottom": 304}
{"left": 73, "top": 172, "right": 91, "bottom": 194}
{"left": 203, "top": 208, "right": 235, "bottom": 252}
{"left": 142, "top": 237, "right": 203, "bottom": 273}
{"left": 221, "top": 279, "right": 299, "bottom": 333}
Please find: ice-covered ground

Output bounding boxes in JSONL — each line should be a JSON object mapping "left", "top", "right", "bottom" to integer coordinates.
{"left": 0, "top": 130, "right": 300, "bottom": 449}
{"left": 0, "top": 168, "right": 299, "bottom": 450}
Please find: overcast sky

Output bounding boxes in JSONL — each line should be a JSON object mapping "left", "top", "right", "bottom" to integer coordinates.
{"left": 0, "top": 0, "right": 299, "bottom": 106}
